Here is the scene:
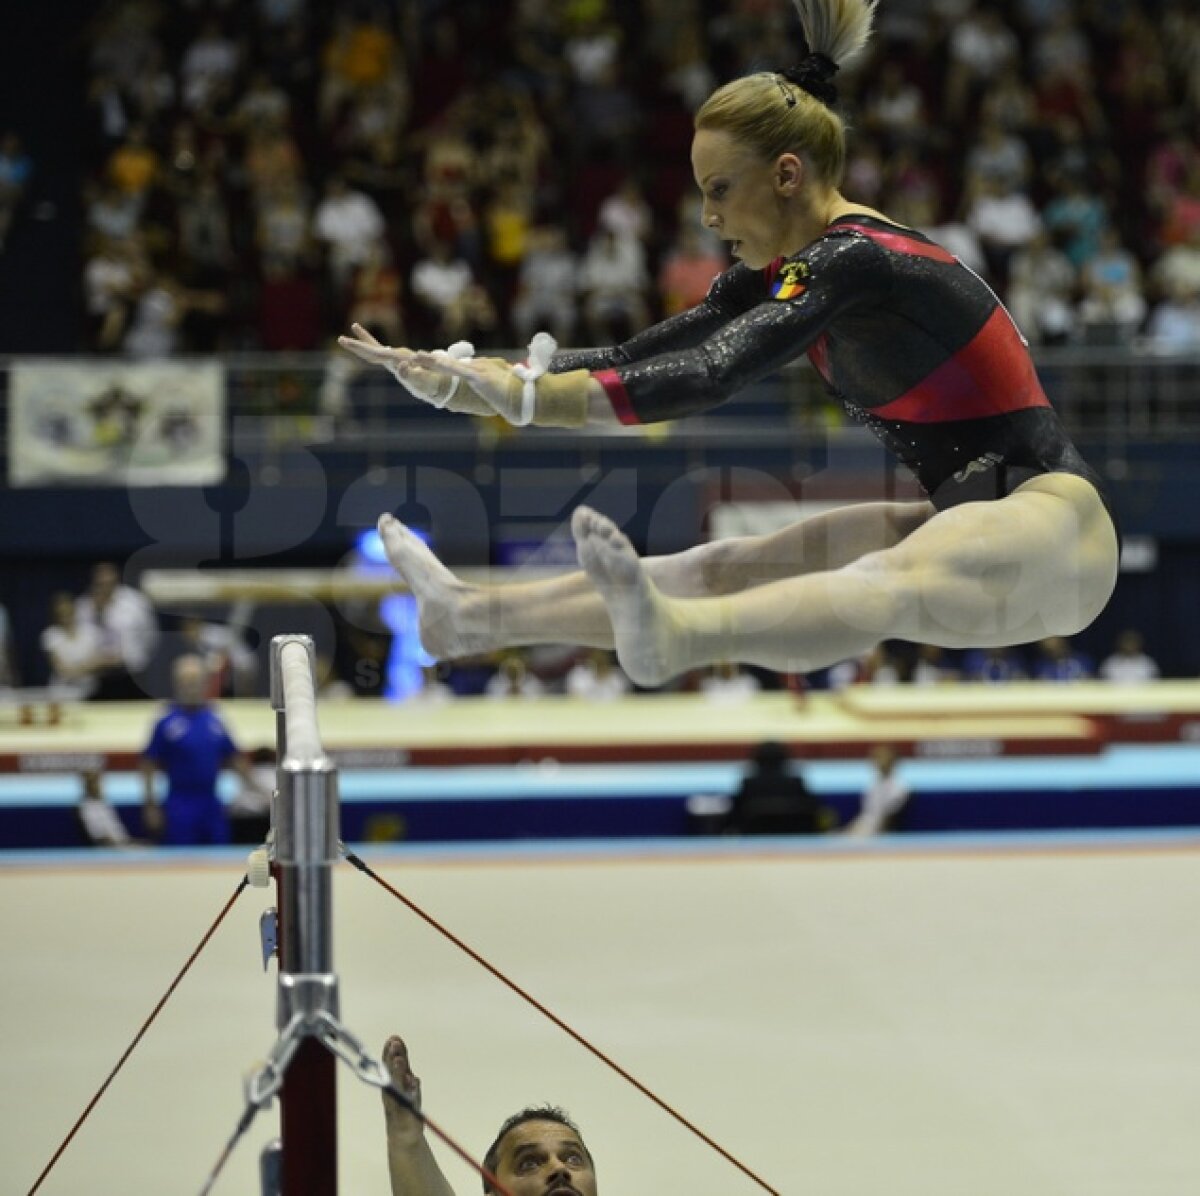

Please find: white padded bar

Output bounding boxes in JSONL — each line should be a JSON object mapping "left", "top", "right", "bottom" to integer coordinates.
{"left": 279, "top": 639, "right": 324, "bottom": 768}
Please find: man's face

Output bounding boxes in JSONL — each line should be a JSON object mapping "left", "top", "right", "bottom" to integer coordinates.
{"left": 492, "top": 1120, "right": 597, "bottom": 1196}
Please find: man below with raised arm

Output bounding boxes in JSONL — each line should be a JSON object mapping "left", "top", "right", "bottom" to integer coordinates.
{"left": 382, "top": 1035, "right": 598, "bottom": 1196}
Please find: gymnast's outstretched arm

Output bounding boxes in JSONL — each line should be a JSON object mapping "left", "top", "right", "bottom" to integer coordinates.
{"left": 547, "top": 259, "right": 766, "bottom": 372}
{"left": 382, "top": 1036, "right": 458, "bottom": 1196}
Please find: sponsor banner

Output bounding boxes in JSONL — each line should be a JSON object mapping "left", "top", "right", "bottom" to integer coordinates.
{"left": 8, "top": 360, "right": 225, "bottom": 486}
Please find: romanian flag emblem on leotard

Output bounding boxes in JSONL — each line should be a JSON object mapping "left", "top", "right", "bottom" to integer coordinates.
{"left": 771, "top": 259, "right": 809, "bottom": 301}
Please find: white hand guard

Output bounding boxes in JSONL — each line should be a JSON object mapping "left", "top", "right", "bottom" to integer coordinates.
{"left": 385, "top": 340, "right": 473, "bottom": 406}
{"left": 387, "top": 341, "right": 498, "bottom": 417}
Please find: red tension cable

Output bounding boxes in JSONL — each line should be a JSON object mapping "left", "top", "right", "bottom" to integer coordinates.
{"left": 26, "top": 877, "right": 250, "bottom": 1196}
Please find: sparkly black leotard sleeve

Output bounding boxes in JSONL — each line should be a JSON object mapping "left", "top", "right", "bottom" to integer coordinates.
{"left": 552, "top": 214, "right": 1109, "bottom": 516}
{"left": 550, "top": 261, "right": 771, "bottom": 371}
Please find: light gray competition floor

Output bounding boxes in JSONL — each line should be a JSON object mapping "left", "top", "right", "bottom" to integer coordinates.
{"left": 5, "top": 837, "right": 1200, "bottom": 1195}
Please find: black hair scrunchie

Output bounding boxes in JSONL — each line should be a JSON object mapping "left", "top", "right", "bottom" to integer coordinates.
{"left": 779, "top": 52, "right": 840, "bottom": 107}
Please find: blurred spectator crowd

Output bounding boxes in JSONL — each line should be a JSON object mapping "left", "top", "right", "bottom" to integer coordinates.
{"left": 0, "top": 0, "right": 1196, "bottom": 359}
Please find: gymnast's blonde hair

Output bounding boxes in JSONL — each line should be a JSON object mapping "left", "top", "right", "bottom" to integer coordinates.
{"left": 695, "top": 0, "right": 877, "bottom": 187}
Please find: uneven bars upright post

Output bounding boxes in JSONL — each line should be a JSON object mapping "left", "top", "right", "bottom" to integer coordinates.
{"left": 270, "top": 634, "right": 339, "bottom": 1196}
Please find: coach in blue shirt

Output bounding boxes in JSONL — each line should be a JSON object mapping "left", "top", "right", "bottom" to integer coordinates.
{"left": 140, "top": 654, "right": 269, "bottom": 845}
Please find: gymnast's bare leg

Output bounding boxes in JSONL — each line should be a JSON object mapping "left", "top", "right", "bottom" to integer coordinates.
{"left": 572, "top": 472, "right": 1120, "bottom": 685}
{"left": 378, "top": 500, "right": 934, "bottom": 657}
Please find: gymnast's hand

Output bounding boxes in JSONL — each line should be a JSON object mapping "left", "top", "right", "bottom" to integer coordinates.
{"left": 412, "top": 332, "right": 594, "bottom": 428}
{"left": 381, "top": 1034, "right": 426, "bottom": 1147}
{"left": 337, "top": 324, "right": 497, "bottom": 417}
{"left": 409, "top": 350, "right": 530, "bottom": 424}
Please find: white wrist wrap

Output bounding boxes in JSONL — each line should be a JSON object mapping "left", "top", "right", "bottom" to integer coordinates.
{"left": 510, "top": 332, "right": 559, "bottom": 427}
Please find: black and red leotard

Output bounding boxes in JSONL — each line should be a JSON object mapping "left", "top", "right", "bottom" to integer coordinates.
{"left": 551, "top": 214, "right": 1109, "bottom": 515}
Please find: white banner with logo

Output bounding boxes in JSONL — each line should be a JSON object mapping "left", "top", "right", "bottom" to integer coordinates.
{"left": 8, "top": 360, "right": 225, "bottom": 486}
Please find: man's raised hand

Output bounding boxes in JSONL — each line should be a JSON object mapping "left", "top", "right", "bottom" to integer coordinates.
{"left": 381, "top": 1034, "right": 425, "bottom": 1146}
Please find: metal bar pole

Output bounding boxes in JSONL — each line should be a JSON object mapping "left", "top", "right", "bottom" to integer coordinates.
{"left": 269, "top": 635, "right": 339, "bottom": 1196}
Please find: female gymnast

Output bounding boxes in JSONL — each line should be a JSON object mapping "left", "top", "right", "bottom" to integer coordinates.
{"left": 339, "top": 0, "right": 1119, "bottom": 686}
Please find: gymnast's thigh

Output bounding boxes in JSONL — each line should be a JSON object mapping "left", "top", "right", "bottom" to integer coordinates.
{"left": 858, "top": 476, "right": 1117, "bottom": 646}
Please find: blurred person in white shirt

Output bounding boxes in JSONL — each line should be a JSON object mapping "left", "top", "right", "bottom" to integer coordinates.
{"left": 699, "top": 661, "right": 761, "bottom": 704}
{"left": 484, "top": 653, "right": 545, "bottom": 699}
{"left": 77, "top": 767, "right": 141, "bottom": 847}
{"left": 41, "top": 592, "right": 106, "bottom": 697}
{"left": 945, "top": 7, "right": 1019, "bottom": 119}
{"left": 827, "top": 644, "right": 902, "bottom": 690}
{"left": 411, "top": 238, "right": 497, "bottom": 345}
{"left": 1151, "top": 226, "right": 1200, "bottom": 301}
{"left": 597, "top": 179, "right": 651, "bottom": 244}
{"left": 1099, "top": 629, "right": 1160, "bottom": 683}
{"left": 581, "top": 227, "right": 650, "bottom": 344}
{"left": 845, "top": 745, "right": 911, "bottom": 836}
{"left": 76, "top": 561, "right": 159, "bottom": 698}
{"left": 314, "top": 174, "right": 386, "bottom": 297}
{"left": 565, "top": 650, "right": 630, "bottom": 701}
{"left": 83, "top": 233, "right": 142, "bottom": 351}
{"left": 411, "top": 663, "right": 455, "bottom": 705}
{"left": 180, "top": 17, "right": 240, "bottom": 113}
{"left": 512, "top": 225, "right": 578, "bottom": 346}
{"left": 965, "top": 177, "right": 1041, "bottom": 282}
{"left": 1007, "top": 228, "right": 1077, "bottom": 345}
{"left": 1146, "top": 279, "right": 1200, "bottom": 352}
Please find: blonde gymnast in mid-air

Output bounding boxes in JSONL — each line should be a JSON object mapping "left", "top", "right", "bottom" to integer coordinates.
{"left": 339, "top": 0, "right": 1119, "bottom": 688}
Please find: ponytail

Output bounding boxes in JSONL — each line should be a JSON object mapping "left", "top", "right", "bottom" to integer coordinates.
{"left": 695, "top": 0, "right": 877, "bottom": 186}
{"left": 789, "top": 0, "right": 876, "bottom": 70}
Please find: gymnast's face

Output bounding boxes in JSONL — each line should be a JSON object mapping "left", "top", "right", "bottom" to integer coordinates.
{"left": 692, "top": 127, "right": 798, "bottom": 270}
{"left": 491, "top": 1121, "right": 597, "bottom": 1196}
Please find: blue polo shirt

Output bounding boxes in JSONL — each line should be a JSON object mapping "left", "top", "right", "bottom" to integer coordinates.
{"left": 144, "top": 704, "right": 237, "bottom": 802}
